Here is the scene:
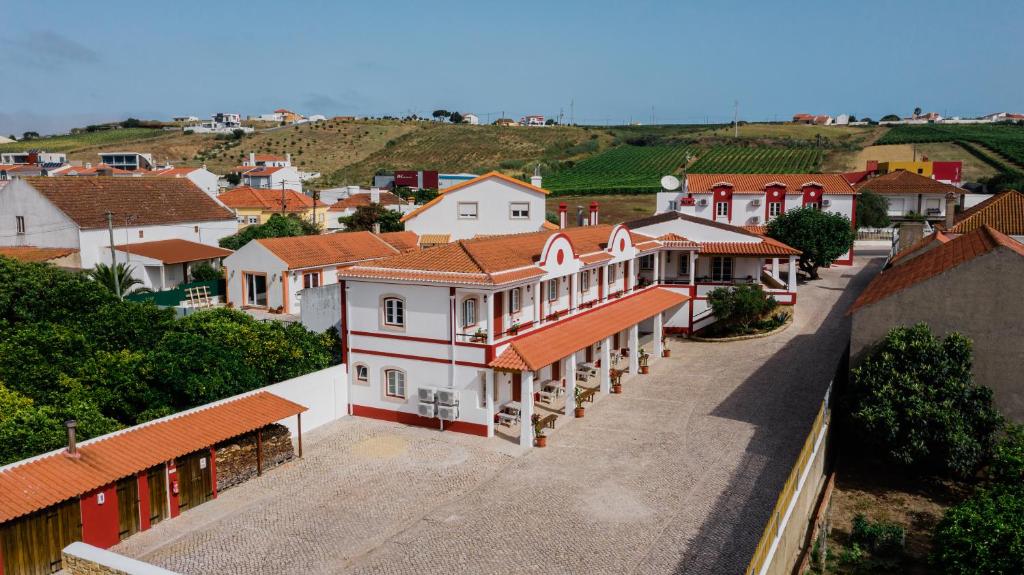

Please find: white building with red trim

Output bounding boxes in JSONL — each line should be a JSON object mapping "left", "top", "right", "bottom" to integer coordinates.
{"left": 657, "top": 173, "right": 858, "bottom": 265}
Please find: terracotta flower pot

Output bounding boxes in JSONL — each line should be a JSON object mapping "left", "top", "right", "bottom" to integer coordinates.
{"left": 612, "top": 384, "right": 622, "bottom": 394}
{"left": 535, "top": 435, "right": 548, "bottom": 447}
{"left": 662, "top": 349, "right": 671, "bottom": 358}
{"left": 575, "top": 407, "right": 585, "bottom": 418}
{"left": 640, "top": 366, "right": 649, "bottom": 375}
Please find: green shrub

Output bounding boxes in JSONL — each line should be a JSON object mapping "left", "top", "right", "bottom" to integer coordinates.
{"left": 990, "top": 424, "right": 1024, "bottom": 485}
{"left": 851, "top": 513, "right": 905, "bottom": 556}
{"left": 188, "top": 262, "right": 222, "bottom": 282}
{"left": 932, "top": 484, "right": 1024, "bottom": 574}
{"left": 838, "top": 543, "right": 864, "bottom": 566}
{"left": 706, "top": 284, "right": 777, "bottom": 332}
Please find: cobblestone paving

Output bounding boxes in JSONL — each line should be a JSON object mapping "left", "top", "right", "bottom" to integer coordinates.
{"left": 114, "top": 258, "right": 881, "bottom": 574}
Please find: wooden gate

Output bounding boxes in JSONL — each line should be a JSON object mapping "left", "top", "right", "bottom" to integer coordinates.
{"left": 115, "top": 476, "right": 139, "bottom": 541}
{"left": 146, "top": 466, "right": 168, "bottom": 526}
{"left": 176, "top": 450, "right": 213, "bottom": 513}
{"left": 0, "top": 499, "right": 81, "bottom": 575}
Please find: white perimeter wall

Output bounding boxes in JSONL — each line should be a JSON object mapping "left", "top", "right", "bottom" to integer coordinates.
{"left": 257, "top": 364, "right": 348, "bottom": 435}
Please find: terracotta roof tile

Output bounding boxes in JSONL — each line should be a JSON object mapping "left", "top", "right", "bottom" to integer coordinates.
{"left": 401, "top": 172, "right": 548, "bottom": 222}
{"left": 699, "top": 239, "right": 801, "bottom": 256}
{"left": 888, "top": 230, "right": 951, "bottom": 266}
{"left": 376, "top": 231, "right": 419, "bottom": 252}
{"left": 850, "top": 225, "right": 1024, "bottom": 313}
{"left": 23, "top": 177, "right": 234, "bottom": 229}
{"left": 254, "top": 231, "right": 411, "bottom": 270}
{"left": 218, "top": 186, "right": 325, "bottom": 212}
{"left": 113, "top": 239, "right": 233, "bottom": 264}
{"left": 0, "top": 246, "right": 78, "bottom": 263}
{"left": 687, "top": 174, "right": 856, "bottom": 195}
{"left": 418, "top": 234, "right": 451, "bottom": 245}
{"left": 0, "top": 392, "right": 305, "bottom": 523}
{"left": 657, "top": 233, "right": 700, "bottom": 248}
{"left": 947, "top": 190, "right": 1024, "bottom": 235}
{"left": 855, "top": 170, "right": 964, "bottom": 196}
{"left": 328, "top": 191, "right": 403, "bottom": 210}
{"left": 490, "top": 288, "right": 689, "bottom": 371}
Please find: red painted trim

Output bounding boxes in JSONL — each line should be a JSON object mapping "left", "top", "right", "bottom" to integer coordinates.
{"left": 352, "top": 404, "right": 489, "bottom": 437}
{"left": 282, "top": 273, "right": 289, "bottom": 313}
{"left": 339, "top": 280, "right": 348, "bottom": 363}
{"left": 712, "top": 186, "right": 733, "bottom": 223}
{"left": 494, "top": 291, "right": 504, "bottom": 339}
{"left": 350, "top": 330, "right": 451, "bottom": 346}
{"left": 350, "top": 348, "right": 490, "bottom": 369}
{"left": 209, "top": 447, "right": 218, "bottom": 499}
{"left": 137, "top": 471, "right": 151, "bottom": 531}
{"left": 80, "top": 483, "right": 119, "bottom": 549}
{"left": 598, "top": 266, "right": 605, "bottom": 300}
{"left": 504, "top": 287, "right": 658, "bottom": 345}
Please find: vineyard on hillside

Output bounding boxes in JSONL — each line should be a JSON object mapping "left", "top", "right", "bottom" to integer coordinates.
{"left": 877, "top": 124, "right": 1024, "bottom": 170}
{"left": 544, "top": 144, "right": 823, "bottom": 195}
{"left": 0, "top": 128, "right": 171, "bottom": 153}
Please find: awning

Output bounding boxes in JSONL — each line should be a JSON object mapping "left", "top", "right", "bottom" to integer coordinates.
{"left": 113, "top": 239, "right": 233, "bottom": 264}
{"left": 0, "top": 391, "right": 305, "bottom": 523}
{"left": 491, "top": 288, "right": 689, "bottom": 372}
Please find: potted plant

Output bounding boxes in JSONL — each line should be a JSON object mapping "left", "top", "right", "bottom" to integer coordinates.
{"left": 661, "top": 333, "right": 670, "bottom": 357}
{"left": 508, "top": 319, "right": 520, "bottom": 335}
{"left": 638, "top": 349, "right": 650, "bottom": 374}
{"left": 471, "top": 328, "right": 486, "bottom": 342}
{"left": 532, "top": 413, "right": 547, "bottom": 447}
{"left": 573, "top": 386, "right": 586, "bottom": 418}
{"left": 610, "top": 368, "right": 624, "bottom": 394}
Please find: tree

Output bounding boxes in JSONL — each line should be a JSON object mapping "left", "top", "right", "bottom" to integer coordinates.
{"left": 881, "top": 114, "right": 901, "bottom": 122}
{"left": 845, "top": 324, "right": 1002, "bottom": 477}
{"left": 338, "top": 204, "right": 404, "bottom": 232}
{"left": 856, "top": 190, "right": 891, "bottom": 229}
{"left": 189, "top": 261, "right": 222, "bottom": 282}
{"left": 120, "top": 118, "right": 141, "bottom": 128}
{"left": 913, "top": 106, "right": 923, "bottom": 117}
{"left": 848, "top": 115, "right": 858, "bottom": 123}
{"left": 989, "top": 424, "right": 1024, "bottom": 485}
{"left": 219, "top": 213, "right": 319, "bottom": 250}
{"left": 449, "top": 112, "right": 464, "bottom": 124}
{"left": 765, "top": 207, "right": 855, "bottom": 279}
{"left": 7, "top": 134, "right": 15, "bottom": 141}
{"left": 225, "top": 172, "right": 242, "bottom": 185}
{"left": 862, "top": 117, "right": 874, "bottom": 124}
{"left": 931, "top": 484, "right": 1024, "bottom": 574}
{"left": 706, "top": 284, "right": 776, "bottom": 331}
{"left": 432, "top": 109, "right": 450, "bottom": 120}
{"left": 86, "top": 263, "right": 152, "bottom": 297}
{"left": 545, "top": 118, "right": 558, "bottom": 125}
{"left": 22, "top": 131, "right": 40, "bottom": 140}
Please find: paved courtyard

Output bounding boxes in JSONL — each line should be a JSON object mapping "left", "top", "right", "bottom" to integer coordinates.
{"left": 114, "top": 255, "right": 882, "bottom": 574}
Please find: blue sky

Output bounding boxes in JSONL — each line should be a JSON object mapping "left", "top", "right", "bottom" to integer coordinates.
{"left": 2, "top": 0, "right": 1021, "bottom": 135}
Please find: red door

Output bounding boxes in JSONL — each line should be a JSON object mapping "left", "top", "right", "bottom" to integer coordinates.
{"left": 494, "top": 292, "right": 504, "bottom": 337}
{"left": 512, "top": 373, "right": 522, "bottom": 402}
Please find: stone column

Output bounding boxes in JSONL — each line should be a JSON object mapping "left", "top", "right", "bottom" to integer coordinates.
{"left": 599, "top": 337, "right": 611, "bottom": 394}
{"left": 520, "top": 371, "right": 534, "bottom": 448}
{"left": 652, "top": 252, "right": 660, "bottom": 286}
{"left": 772, "top": 258, "right": 780, "bottom": 279}
{"left": 628, "top": 324, "right": 639, "bottom": 375}
{"left": 787, "top": 255, "right": 798, "bottom": 292}
{"left": 653, "top": 312, "right": 663, "bottom": 358}
{"left": 565, "top": 353, "right": 577, "bottom": 415}
{"left": 533, "top": 281, "right": 542, "bottom": 325}
{"left": 689, "top": 253, "right": 697, "bottom": 285}
{"left": 485, "top": 370, "right": 495, "bottom": 438}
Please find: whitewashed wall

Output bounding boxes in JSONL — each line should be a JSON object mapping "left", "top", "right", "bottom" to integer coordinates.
{"left": 403, "top": 177, "right": 546, "bottom": 240}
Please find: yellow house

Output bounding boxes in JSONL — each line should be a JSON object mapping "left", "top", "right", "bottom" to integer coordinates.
{"left": 877, "top": 161, "right": 933, "bottom": 178}
{"left": 217, "top": 186, "right": 327, "bottom": 229}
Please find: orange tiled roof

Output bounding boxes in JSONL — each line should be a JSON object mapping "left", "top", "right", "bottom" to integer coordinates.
{"left": 0, "top": 246, "right": 78, "bottom": 263}
{"left": 255, "top": 154, "right": 285, "bottom": 161}
{"left": 328, "top": 191, "right": 403, "bottom": 210}
{"left": 400, "top": 172, "right": 548, "bottom": 222}
{"left": 491, "top": 288, "right": 689, "bottom": 371}
{"left": 376, "top": 231, "right": 420, "bottom": 252}
{"left": 657, "top": 233, "right": 700, "bottom": 248}
{"left": 687, "top": 174, "right": 856, "bottom": 194}
{"left": 742, "top": 225, "right": 767, "bottom": 235}
{"left": 888, "top": 230, "right": 951, "bottom": 266}
{"left": 699, "top": 237, "right": 801, "bottom": 256}
{"left": 418, "top": 233, "right": 451, "bottom": 245}
{"left": 24, "top": 177, "right": 234, "bottom": 229}
{"left": 255, "top": 231, "right": 412, "bottom": 270}
{"left": 947, "top": 190, "right": 1024, "bottom": 235}
{"left": 542, "top": 220, "right": 560, "bottom": 230}
{"left": 850, "top": 225, "right": 1024, "bottom": 313}
{"left": 855, "top": 170, "right": 963, "bottom": 196}
{"left": 0, "top": 392, "right": 305, "bottom": 524}
{"left": 218, "top": 186, "right": 325, "bottom": 212}
{"left": 113, "top": 239, "right": 232, "bottom": 264}
{"left": 149, "top": 167, "right": 200, "bottom": 177}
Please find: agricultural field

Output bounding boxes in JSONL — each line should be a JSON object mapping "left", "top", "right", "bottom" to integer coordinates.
{"left": 828, "top": 143, "right": 1000, "bottom": 181}
{"left": 0, "top": 128, "right": 172, "bottom": 154}
{"left": 546, "top": 194, "right": 655, "bottom": 226}
{"left": 877, "top": 124, "right": 1024, "bottom": 171}
{"left": 687, "top": 146, "right": 822, "bottom": 173}
{"left": 544, "top": 145, "right": 697, "bottom": 195}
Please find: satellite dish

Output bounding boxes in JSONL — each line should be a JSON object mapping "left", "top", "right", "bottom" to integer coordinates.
{"left": 660, "top": 175, "right": 681, "bottom": 191}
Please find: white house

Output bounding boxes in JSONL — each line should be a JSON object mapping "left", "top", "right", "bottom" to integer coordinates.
{"left": 658, "top": 173, "right": 858, "bottom": 265}
{"left": 98, "top": 152, "right": 156, "bottom": 171}
{"left": 222, "top": 231, "right": 418, "bottom": 315}
{"left": 325, "top": 188, "right": 414, "bottom": 231}
{"left": 143, "top": 166, "right": 220, "bottom": 195}
{"left": 102, "top": 238, "right": 233, "bottom": 291}
{"left": 854, "top": 170, "right": 963, "bottom": 225}
{"left": 185, "top": 113, "right": 253, "bottom": 134}
{"left": 462, "top": 113, "right": 479, "bottom": 125}
{"left": 400, "top": 172, "right": 557, "bottom": 241}
{"left": 0, "top": 177, "right": 237, "bottom": 270}
{"left": 236, "top": 165, "right": 304, "bottom": 193}
{"left": 332, "top": 219, "right": 800, "bottom": 448}
{"left": 242, "top": 153, "right": 293, "bottom": 168}
{"left": 1, "top": 151, "right": 67, "bottom": 165}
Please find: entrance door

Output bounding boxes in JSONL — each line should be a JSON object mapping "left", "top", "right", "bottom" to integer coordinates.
{"left": 147, "top": 466, "right": 168, "bottom": 526}
{"left": 493, "top": 292, "right": 504, "bottom": 336}
{"left": 0, "top": 499, "right": 81, "bottom": 575}
{"left": 177, "top": 450, "right": 213, "bottom": 513}
{"left": 116, "top": 476, "right": 140, "bottom": 540}
{"left": 244, "top": 273, "right": 268, "bottom": 307}
{"left": 512, "top": 373, "right": 522, "bottom": 402}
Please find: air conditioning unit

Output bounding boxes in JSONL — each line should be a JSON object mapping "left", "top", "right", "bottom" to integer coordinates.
{"left": 437, "top": 405, "right": 459, "bottom": 421}
{"left": 821, "top": 199, "right": 832, "bottom": 208}
{"left": 418, "top": 387, "right": 436, "bottom": 404}
{"left": 697, "top": 198, "right": 709, "bottom": 207}
{"left": 437, "top": 388, "right": 459, "bottom": 407}
{"left": 417, "top": 402, "right": 436, "bottom": 418}
{"left": 750, "top": 199, "right": 761, "bottom": 207}
{"left": 926, "top": 208, "right": 941, "bottom": 215}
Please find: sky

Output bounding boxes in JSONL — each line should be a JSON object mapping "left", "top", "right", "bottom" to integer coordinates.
{"left": 2, "top": 0, "right": 1022, "bottom": 136}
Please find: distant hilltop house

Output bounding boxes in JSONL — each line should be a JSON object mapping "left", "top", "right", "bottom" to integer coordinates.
{"left": 833, "top": 114, "right": 850, "bottom": 125}
{"left": 98, "top": 151, "right": 156, "bottom": 171}
{"left": 791, "top": 113, "right": 832, "bottom": 125}
{"left": 1, "top": 150, "right": 68, "bottom": 165}
{"left": 980, "top": 112, "right": 1024, "bottom": 122}
{"left": 462, "top": 113, "right": 479, "bottom": 125}
{"left": 325, "top": 187, "right": 415, "bottom": 231}
{"left": 184, "top": 113, "right": 254, "bottom": 134}
{"left": 230, "top": 152, "right": 317, "bottom": 192}
{"left": 172, "top": 115, "right": 199, "bottom": 122}
{"left": 253, "top": 108, "right": 305, "bottom": 124}
{"left": 520, "top": 115, "right": 545, "bottom": 126}
{"left": 373, "top": 170, "right": 440, "bottom": 190}
{"left": 494, "top": 118, "right": 519, "bottom": 127}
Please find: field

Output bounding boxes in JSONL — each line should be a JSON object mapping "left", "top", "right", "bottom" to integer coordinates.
{"left": 877, "top": 124, "right": 1024, "bottom": 171}
{"left": 0, "top": 128, "right": 173, "bottom": 154}
{"left": 543, "top": 145, "right": 696, "bottom": 195}
{"left": 546, "top": 194, "right": 655, "bottom": 225}
{"left": 688, "top": 146, "right": 822, "bottom": 173}
{"left": 828, "top": 143, "right": 1001, "bottom": 181}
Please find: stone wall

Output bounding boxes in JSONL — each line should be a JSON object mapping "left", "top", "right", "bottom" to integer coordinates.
{"left": 215, "top": 423, "right": 295, "bottom": 492}
{"left": 62, "top": 542, "right": 180, "bottom": 575}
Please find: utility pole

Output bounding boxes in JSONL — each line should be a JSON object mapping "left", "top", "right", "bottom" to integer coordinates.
{"left": 570, "top": 98, "right": 575, "bottom": 126}
{"left": 123, "top": 214, "right": 135, "bottom": 262}
{"left": 733, "top": 100, "right": 739, "bottom": 138}
{"left": 105, "top": 212, "right": 122, "bottom": 300}
{"left": 281, "top": 181, "right": 287, "bottom": 215}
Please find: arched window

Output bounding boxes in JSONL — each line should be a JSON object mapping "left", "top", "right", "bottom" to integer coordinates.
{"left": 354, "top": 364, "right": 368, "bottom": 382}
{"left": 463, "top": 298, "right": 477, "bottom": 327}
{"left": 383, "top": 297, "right": 405, "bottom": 326}
{"left": 385, "top": 369, "right": 406, "bottom": 398}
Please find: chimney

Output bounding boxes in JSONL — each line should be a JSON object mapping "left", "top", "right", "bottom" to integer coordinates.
{"left": 372, "top": 222, "right": 381, "bottom": 234}
{"left": 370, "top": 187, "right": 380, "bottom": 204}
{"left": 407, "top": 197, "right": 415, "bottom": 205}
{"left": 866, "top": 160, "right": 879, "bottom": 173}
{"left": 65, "top": 420, "right": 80, "bottom": 458}
{"left": 678, "top": 196, "right": 697, "bottom": 216}
{"left": 576, "top": 205, "right": 585, "bottom": 227}
{"left": 346, "top": 185, "right": 359, "bottom": 198}
{"left": 531, "top": 164, "right": 543, "bottom": 189}
{"left": 944, "top": 191, "right": 958, "bottom": 229}
{"left": 285, "top": 153, "right": 292, "bottom": 165}
{"left": 589, "top": 201, "right": 599, "bottom": 226}
{"left": 558, "top": 202, "right": 567, "bottom": 229}
{"left": 248, "top": 152, "right": 255, "bottom": 165}
{"left": 897, "top": 221, "right": 925, "bottom": 254}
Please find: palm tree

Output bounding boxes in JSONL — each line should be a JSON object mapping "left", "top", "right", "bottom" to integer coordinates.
{"left": 87, "top": 262, "right": 152, "bottom": 298}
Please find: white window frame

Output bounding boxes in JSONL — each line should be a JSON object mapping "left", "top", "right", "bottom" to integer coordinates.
{"left": 244, "top": 273, "right": 268, "bottom": 307}
{"left": 458, "top": 202, "right": 479, "bottom": 219}
{"left": 547, "top": 278, "right": 559, "bottom": 302}
{"left": 769, "top": 202, "right": 782, "bottom": 218}
{"left": 667, "top": 200, "right": 678, "bottom": 211}
{"left": 463, "top": 298, "right": 477, "bottom": 327}
{"left": 385, "top": 369, "right": 406, "bottom": 398}
{"left": 355, "top": 364, "right": 368, "bottom": 381}
{"left": 247, "top": 215, "right": 259, "bottom": 224}
{"left": 580, "top": 270, "right": 591, "bottom": 292}
{"left": 383, "top": 297, "right": 405, "bottom": 327}
{"left": 716, "top": 202, "right": 729, "bottom": 217}
{"left": 509, "top": 287, "right": 521, "bottom": 313}
{"left": 303, "top": 271, "right": 321, "bottom": 289}
{"left": 509, "top": 202, "right": 530, "bottom": 219}
{"left": 608, "top": 265, "right": 616, "bottom": 284}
